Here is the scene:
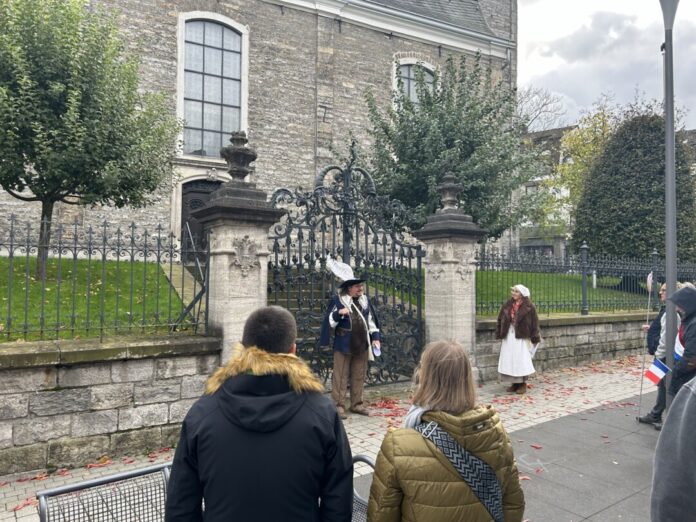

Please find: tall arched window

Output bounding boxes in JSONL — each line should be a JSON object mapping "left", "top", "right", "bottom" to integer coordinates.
{"left": 183, "top": 20, "right": 242, "bottom": 157}
{"left": 397, "top": 64, "right": 434, "bottom": 103}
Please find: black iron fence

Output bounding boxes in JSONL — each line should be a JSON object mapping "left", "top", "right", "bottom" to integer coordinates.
{"left": 476, "top": 243, "right": 696, "bottom": 316}
{"left": 0, "top": 216, "right": 208, "bottom": 342}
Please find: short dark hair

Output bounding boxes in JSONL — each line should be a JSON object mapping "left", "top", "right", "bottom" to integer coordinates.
{"left": 241, "top": 306, "right": 297, "bottom": 353}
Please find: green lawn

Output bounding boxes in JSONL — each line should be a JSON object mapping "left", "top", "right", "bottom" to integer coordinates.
{"left": 0, "top": 256, "right": 190, "bottom": 342}
{"left": 476, "top": 270, "right": 651, "bottom": 317}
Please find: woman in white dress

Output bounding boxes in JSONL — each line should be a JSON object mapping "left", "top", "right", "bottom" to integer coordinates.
{"left": 496, "top": 285, "right": 541, "bottom": 394}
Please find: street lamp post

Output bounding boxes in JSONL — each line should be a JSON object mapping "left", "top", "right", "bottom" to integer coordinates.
{"left": 659, "top": 0, "right": 679, "bottom": 405}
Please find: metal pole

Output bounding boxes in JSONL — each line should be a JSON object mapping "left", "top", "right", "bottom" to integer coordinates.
{"left": 660, "top": 0, "right": 679, "bottom": 405}
{"left": 580, "top": 242, "right": 589, "bottom": 315}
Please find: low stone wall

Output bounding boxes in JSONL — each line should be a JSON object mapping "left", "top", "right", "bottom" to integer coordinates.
{"left": 0, "top": 335, "right": 221, "bottom": 476}
{"left": 475, "top": 312, "right": 651, "bottom": 382}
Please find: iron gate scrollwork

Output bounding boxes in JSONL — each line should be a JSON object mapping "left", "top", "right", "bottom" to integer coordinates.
{"left": 268, "top": 149, "right": 424, "bottom": 384}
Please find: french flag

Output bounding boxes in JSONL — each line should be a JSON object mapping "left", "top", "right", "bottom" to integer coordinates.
{"left": 645, "top": 359, "right": 670, "bottom": 385}
{"left": 675, "top": 337, "right": 684, "bottom": 361}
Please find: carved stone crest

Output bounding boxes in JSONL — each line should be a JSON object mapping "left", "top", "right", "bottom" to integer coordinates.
{"left": 230, "top": 236, "right": 260, "bottom": 277}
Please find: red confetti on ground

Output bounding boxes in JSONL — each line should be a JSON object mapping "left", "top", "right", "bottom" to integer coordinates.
{"left": 601, "top": 434, "right": 609, "bottom": 439}
{"left": 0, "top": 481, "right": 8, "bottom": 487}
{"left": 12, "top": 497, "right": 37, "bottom": 512}
{"left": 33, "top": 472, "right": 48, "bottom": 481}
{"left": 122, "top": 457, "right": 136, "bottom": 464}
{"left": 368, "top": 432, "right": 376, "bottom": 436}
{"left": 15, "top": 476, "right": 31, "bottom": 483}
{"left": 530, "top": 444, "right": 543, "bottom": 450}
{"left": 56, "top": 469, "right": 70, "bottom": 476}
{"left": 534, "top": 467, "right": 544, "bottom": 474}
{"left": 519, "top": 475, "right": 531, "bottom": 481}
{"left": 86, "top": 457, "right": 113, "bottom": 469}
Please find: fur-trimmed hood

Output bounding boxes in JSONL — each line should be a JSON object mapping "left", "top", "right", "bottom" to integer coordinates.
{"left": 203, "top": 345, "right": 326, "bottom": 434}
{"left": 206, "top": 344, "right": 324, "bottom": 395}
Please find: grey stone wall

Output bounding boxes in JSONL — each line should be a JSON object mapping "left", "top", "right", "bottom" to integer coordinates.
{"left": 0, "top": 336, "right": 220, "bottom": 475}
{"left": 475, "top": 313, "right": 649, "bottom": 382}
{"left": 0, "top": 0, "right": 513, "bottom": 237}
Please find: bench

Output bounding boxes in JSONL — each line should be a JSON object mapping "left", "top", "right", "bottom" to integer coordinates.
{"left": 36, "top": 455, "right": 375, "bottom": 521}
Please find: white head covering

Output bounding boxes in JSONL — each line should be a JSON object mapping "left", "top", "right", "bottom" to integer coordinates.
{"left": 512, "top": 284, "right": 530, "bottom": 298}
{"left": 326, "top": 257, "right": 365, "bottom": 287}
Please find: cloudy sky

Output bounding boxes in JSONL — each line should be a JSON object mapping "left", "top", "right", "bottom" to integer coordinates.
{"left": 518, "top": 0, "right": 696, "bottom": 128}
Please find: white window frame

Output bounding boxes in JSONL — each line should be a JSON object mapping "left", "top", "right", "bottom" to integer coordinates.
{"left": 392, "top": 57, "right": 436, "bottom": 100}
{"left": 176, "top": 11, "right": 250, "bottom": 161}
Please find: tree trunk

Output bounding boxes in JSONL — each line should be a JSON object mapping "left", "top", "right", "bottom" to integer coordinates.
{"left": 36, "top": 200, "right": 54, "bottom": 280}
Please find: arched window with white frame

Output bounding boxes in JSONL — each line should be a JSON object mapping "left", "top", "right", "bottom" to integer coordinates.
{"left": 395, "top": 60, "right": 435, "bottom": 103}
{"left": 178, "top": 13, "right": 249, "bottom": 158}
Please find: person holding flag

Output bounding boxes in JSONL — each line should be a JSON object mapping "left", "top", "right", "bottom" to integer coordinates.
{"left": 638, "top": 283, "right": 672, "bottom": 430}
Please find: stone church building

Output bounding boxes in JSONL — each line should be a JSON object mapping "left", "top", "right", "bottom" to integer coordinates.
{"left": 0, "top": 0, "right": 517, "bottom": 241}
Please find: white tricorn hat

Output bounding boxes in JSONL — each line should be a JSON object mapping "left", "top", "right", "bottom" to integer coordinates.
{"left": 326, "top": 257, "right": 365, "bottom": 288}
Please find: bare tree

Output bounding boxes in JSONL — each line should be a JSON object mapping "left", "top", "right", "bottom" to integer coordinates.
{"left": 516, "top": 85, "right": 567, "bottom": 131}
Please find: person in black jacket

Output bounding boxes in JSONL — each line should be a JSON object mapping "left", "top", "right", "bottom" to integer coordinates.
{"left": 638, "top": 284, "right": 667, "bottom": 429}
{"left": 668, "top": 286, "right": 696, "bottom": 397}
{"left": 165, "top": 305, "right": 353, "bottom": 522}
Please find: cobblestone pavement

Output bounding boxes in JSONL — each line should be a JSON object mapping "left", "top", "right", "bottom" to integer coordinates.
{"left": 0, "top": 355, "right": 651, "bottom": 521}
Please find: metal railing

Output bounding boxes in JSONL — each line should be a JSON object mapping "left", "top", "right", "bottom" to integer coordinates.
{"left": 0, "top": 216, "right": 208, "bottom": 342}
{"left": 476, "top": 243, "right": 696, "bottom": 316}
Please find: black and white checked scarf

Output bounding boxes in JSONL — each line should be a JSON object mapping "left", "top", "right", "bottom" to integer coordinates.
{"left": 415, "top": 421, "right": 504, "bottom": 522}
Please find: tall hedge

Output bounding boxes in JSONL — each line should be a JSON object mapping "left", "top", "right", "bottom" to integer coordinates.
{"left": 572, "top": 114, "right": 696, "bottom": 259}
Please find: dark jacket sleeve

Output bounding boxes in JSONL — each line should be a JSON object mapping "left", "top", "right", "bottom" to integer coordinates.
{"left": 318, "top": 411, "right": 354, "bottom": 522}
{"left": 319, "top": 296, "right": 340, "bottom": 347}
{"left": 670, "top": 318, "right": 696, "bottom": 394}
{"left": 651, "top": 376, "right": 696, "bottom": 521}
{"left": 165, "top": 423, "right": 204, "bottom": 522}
{"left": 646, "top": 309, "right": 664, "bottom": 355}
{"left": 496, "top": 305, "right": 507, "bottom": 340}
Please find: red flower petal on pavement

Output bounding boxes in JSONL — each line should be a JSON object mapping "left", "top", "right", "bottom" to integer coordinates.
{"left": 122, "top": 457, "right": 136, "bottom": 464}
{"left": 530, "top": 444, "right": 543, "bottom": 450}
{"left": 56, "top": 469, "right": 70, "bottom": 476}
{"left": 601, "top": 434, "right": 609, "bottom": 439}
{"left": 519, "top": 475, "right": 532, "bottom": 481}
{"left": 368, "top": 432, "right": 376, "bottom": 436}
{"left": 534, "top": 467, "right": 544, "bottom": 474}
{"left": 0, "top": 481, "right": 8, "bottom": 487}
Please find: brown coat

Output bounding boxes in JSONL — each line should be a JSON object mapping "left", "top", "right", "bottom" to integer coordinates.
{"left": 367, "top": 406, "right": 525, "bottom": 522}
{"left": 496, "top": 298, "right": 541, "bottom": 344}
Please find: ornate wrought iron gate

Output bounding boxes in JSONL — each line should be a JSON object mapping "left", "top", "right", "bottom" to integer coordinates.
{"left": 268, "top": 152, "right": 424, "bottom": 384}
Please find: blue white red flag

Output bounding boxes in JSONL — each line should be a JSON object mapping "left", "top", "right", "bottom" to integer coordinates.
{"left": 675, "top": 337, "right": 684, "bottom": 361}
{"left": 645, "top": 358, "right": 670, "bottom": 385}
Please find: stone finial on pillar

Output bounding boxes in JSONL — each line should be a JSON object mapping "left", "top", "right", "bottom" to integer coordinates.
{"left": 192, "top": 132, "right": 285, "bottom": 362}
{"left": 413, "top": 172, "right": 486, "bottom": 380}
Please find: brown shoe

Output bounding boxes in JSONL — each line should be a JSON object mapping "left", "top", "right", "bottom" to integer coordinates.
{"left": 337, "top": 406, "right": 347, "bottom": 420}
{"left": 515, "top": 383, "right": 527, "bottom": 394}
{"left": 350, "top": 406, "right": 370, "bottom": 416}
{"left": 506, "top": 384, "right": 519, "bottom": 393}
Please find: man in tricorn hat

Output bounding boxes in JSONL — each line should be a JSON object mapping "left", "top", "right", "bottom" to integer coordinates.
{"left": 320, "top": 258, "right": 381, "bottom": 419}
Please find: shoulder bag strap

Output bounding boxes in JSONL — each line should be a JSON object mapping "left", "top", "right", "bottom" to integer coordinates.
{"left": 415, "top": 421, "right": 504, "bottom": 522}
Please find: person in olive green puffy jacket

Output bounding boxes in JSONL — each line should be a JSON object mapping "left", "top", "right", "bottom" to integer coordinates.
{"left": 367, "top": 340, "right": 525, "bottom": 522}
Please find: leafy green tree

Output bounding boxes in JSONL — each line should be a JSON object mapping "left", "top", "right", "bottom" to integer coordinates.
{"left": 365, "top": 55, "right": 543, "bottom": 238}
{"left": 542, "top": 97, "right": 616, "bottom": 227}
{"left": 572, "top": 111, "right": 696, "bottom": 259}
{"left": 0, "top": 0, "right": 180, "bottom": 276}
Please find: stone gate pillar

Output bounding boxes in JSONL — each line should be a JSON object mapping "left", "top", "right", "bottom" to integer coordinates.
{"left": 192, "top": 133, "right": 285, "bottom": 362}
{"left": 413, "top": 173, "right": 486, "bottom": 376}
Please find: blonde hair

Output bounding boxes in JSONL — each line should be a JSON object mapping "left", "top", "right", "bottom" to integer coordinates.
{"left": 411, "top": 340, "right": 477, "bottom": 414}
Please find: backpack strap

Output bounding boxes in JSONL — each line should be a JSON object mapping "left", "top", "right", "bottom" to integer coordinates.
{"left": 415, "top": 421, "right": 504, "bottom": 522}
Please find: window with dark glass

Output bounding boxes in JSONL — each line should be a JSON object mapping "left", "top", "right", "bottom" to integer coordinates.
{"left": 398, "top": 64, "right": 434, "bottom": 103}
{"left": 183, "top": 20, "right": 242, "bottom": 157}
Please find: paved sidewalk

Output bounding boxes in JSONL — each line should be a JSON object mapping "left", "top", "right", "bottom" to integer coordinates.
{"left": 1, "top": 355, "right": 657, "bottom": 521}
